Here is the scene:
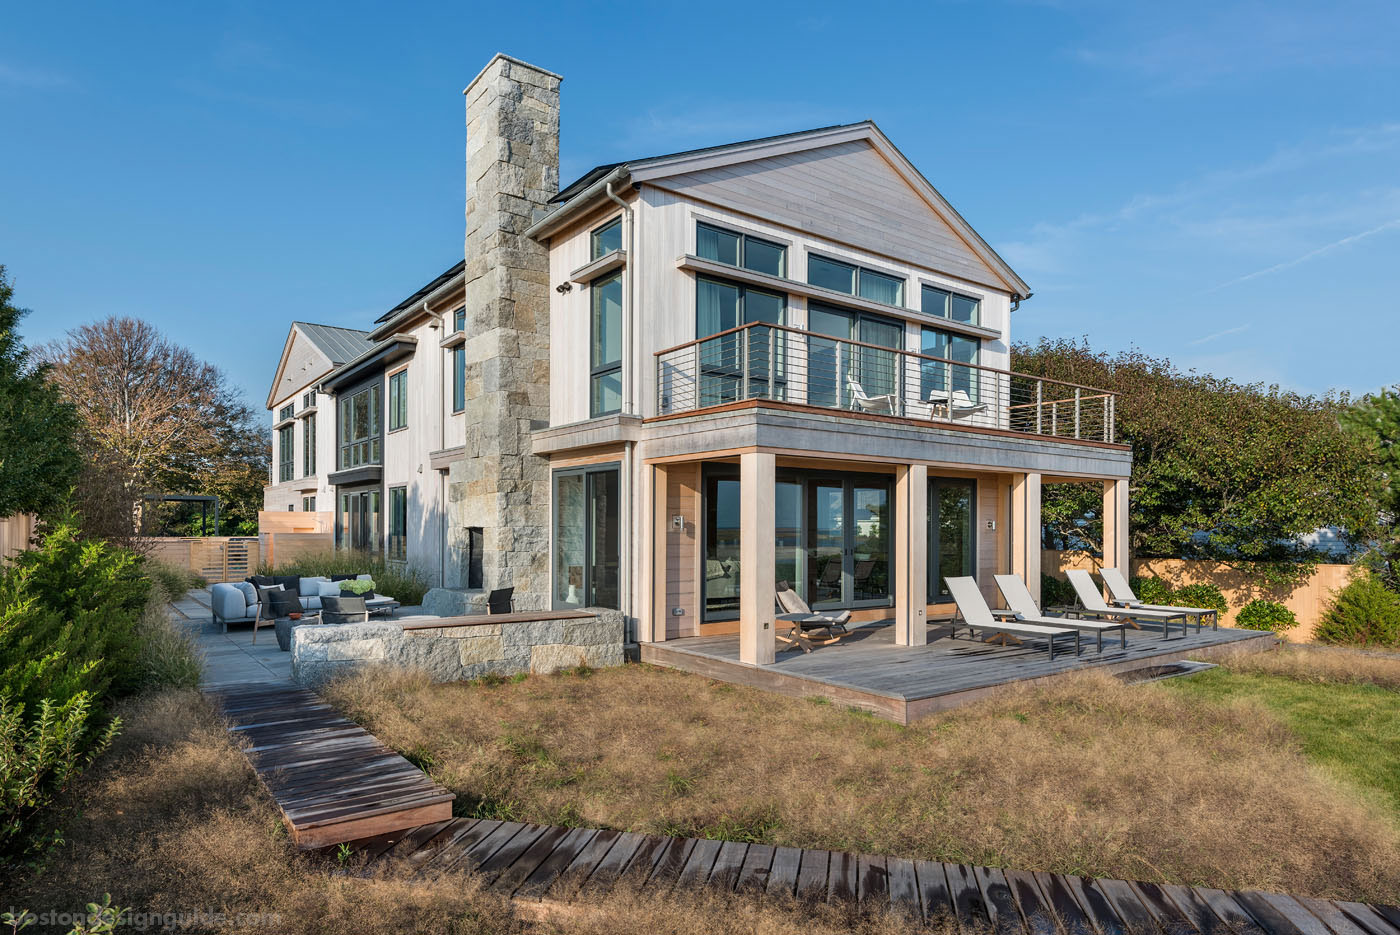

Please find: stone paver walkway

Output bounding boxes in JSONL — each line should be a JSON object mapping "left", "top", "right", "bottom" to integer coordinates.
{"left": 169, "top": 587, "right": 292, "bottom": 688}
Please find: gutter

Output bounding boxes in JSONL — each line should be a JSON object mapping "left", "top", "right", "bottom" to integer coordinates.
{"left": 524, "top": 166, "right": 631, "bottom": 242}
{"left": 369, "top": 270, "right": 466, "bottom": 342}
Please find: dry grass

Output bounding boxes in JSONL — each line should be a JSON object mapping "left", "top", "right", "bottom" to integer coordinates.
{"left": 1215, "top": 643, "right": 1400, "bottom": 691}
{"left": 1, "top": 689, "right": 949, "bottom": 934}
{"left": 325, "top": 663, "right": 1400, "bottom": 903}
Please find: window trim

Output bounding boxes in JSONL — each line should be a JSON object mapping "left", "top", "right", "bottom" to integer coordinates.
{"left": 387, "top": 367, "right": 409, "bottom": 432}
{"left": 337, "top": 382, "right": 382, "bottom": 470}
{"left": 278, "top": 403, "right": 295, "bottom": 422}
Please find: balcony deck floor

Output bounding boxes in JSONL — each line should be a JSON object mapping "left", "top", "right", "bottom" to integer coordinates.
{"left": 641, "top": 620, "right": 1272, "bottom": 723}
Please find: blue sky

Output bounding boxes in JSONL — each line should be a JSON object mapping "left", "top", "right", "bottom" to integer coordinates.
{"left": 2, "top": 0, "right": 1396, "bottom": 408}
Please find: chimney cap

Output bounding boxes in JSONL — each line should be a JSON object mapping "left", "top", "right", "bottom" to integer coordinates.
{"left": 463, "top": 53, "right": 563, "bottom": 95}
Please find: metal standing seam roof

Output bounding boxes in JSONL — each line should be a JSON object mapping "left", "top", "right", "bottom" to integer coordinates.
{"left": 293, "top": 321, "right": 376, "bottom": 366}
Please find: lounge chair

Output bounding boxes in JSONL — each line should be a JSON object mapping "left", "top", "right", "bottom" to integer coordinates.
{"left": 926, "top": 388, "right": 988, "bottom": 420}
{"left": 1100, "top": 568, "right": 1219, "bottom": 630}
{"left": 945, "top": 576, "right": 1078, "bottom": 660}
{"left": 1064, "top": 569, "right": 1193, "bottom": 638}
{"left": 846, "top": 377, "right": 896, "bottom": 415}
{"left": 992, "top": 574, "right": 1127, "bottom": 652}
{"left": 774, "top": 582, "right": 849, "bottom": 653}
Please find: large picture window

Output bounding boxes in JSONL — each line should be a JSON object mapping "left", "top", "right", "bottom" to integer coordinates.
{"left": 808, "top": 255, "right": 905, "bottom": 306}
{"left": 337, "top": 383, "right": 382, "bottom": 469}
{"left": 920, "top": 327, "right": 980, "bottom": 404}
{"left": 590, "top": 272, "right": 623, "bottom": 416}
{"left": 387, "top": 486, "right": 407, "bottom": 562}
{"left": 277, "top": 424, "right": 294, "bottom": 483}
{"left": 696, "top": 276, "right": 785, "bottom": 405}
{"left": 922, "top": 284, "right": 980, "bottom": 327}
{"left": 388, "top": 369, "right": 408, "bottom": 431}
{"left": 552, "top": 465, "right": 620, "bottom": 609}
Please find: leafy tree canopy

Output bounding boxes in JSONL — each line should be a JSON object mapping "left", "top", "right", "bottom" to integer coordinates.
{"left": 0, "top": 266, "right": 80, "bottom": 519}
{"left": 1014, "top": 338, "right": 1372, "bottom": 574}
{"left": 1341, "top": 386, "right": 1400, "bottom": 587}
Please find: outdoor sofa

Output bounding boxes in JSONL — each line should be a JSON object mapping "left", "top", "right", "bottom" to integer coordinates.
{"left": 210, "top": 574, "right": 374, "bottom": 632}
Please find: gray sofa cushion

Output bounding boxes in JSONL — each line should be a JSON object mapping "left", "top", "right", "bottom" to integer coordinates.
{"left": 233, "top": 581, "right": 257, "bottom": 605}
{"left": 211, "top": 583, "right": 258, "bottom": 623}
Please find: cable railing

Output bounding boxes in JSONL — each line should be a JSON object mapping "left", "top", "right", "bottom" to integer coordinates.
{"left": 655, "top": 322, "right": 1117, "bottom": 443}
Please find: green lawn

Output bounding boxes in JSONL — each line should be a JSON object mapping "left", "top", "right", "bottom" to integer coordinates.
{"left": 1167, "top": 668, "right": 1400, "bottom": 823}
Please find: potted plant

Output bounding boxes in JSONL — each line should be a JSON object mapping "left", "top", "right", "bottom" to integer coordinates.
{"left": 340, "top": 578, "right": 376, "bottom": 598}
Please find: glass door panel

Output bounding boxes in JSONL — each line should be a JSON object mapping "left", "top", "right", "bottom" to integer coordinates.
{"left": 554, "top": 474, "right": 586, "bottom": 607}
{"left": 929, "top": 479, "right": 976, "bottom": 600}
{"left": 857, "top": 317, "right": 902, "bottom": 405}
{"left": 703, "top": 476, "right": 742, "bottom": 619}
{"left": 806, "top": 482, "right": 845, "bottom": 607}
{"left": 775, "top": 480, "right": 804, "bottom": 594}
{"left": 851, "top": 484, "right": 891, "bottom": 603}
{"left": 807, "top": 305, "right": 852, "bottom": 409}
{"left": 587, "top": 470, "right": 620, "bottom": 608}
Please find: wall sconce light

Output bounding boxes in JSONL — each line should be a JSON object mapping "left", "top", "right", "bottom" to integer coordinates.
{"left": 555, "top": 282, "right": 573, "bottom": 294}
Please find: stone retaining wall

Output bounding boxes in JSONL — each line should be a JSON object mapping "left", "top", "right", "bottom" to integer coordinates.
{"left": 290, "top": 611, "right": 624, "bottom": 687}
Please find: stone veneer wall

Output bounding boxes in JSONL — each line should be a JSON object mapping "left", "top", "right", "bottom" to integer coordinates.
{"left": 289, "top": 611, "right": 623, "bottom": 688}
{"left": 446, "top": 54, "right": 560, "bottom": 610}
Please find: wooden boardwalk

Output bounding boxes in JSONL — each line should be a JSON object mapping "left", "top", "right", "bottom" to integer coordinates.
{"left": 348, "top": 816, "right": 1399, "bottom": 934}
{"left": 208, "top": 683, "right": 454, "bottom": 848}
{"left": 644, "top": 621, "right": 1273, "bottom": 722}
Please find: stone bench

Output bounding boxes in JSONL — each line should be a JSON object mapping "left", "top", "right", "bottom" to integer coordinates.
{"left": 290, "top": 609, "right": 625, "bottom": 688}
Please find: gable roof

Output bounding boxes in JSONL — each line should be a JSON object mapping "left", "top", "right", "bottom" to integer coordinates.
{"left": 533, "top": 121, "right": 1031, "bottom": 300}
{"left": 266, "top": 322, "right": 374, "bottom": 409}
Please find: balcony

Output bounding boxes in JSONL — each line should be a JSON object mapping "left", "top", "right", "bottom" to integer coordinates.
{"left": 654, "top": 323, "right": 1118, "bottom": 444}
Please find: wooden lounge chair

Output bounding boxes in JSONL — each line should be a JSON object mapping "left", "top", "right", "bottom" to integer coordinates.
{"left": 992, "top": 574, "right": 1127, "bottom": 652}
{"left": 1100, "top": 568, "right": 1219, "bottom": 630}
{"left": 1064, "top": 569, "right": 1193, "bottom": 638}
{"left": 945, "top": 576, "right": 1078, "bottom": 660}
{"left": 774, "top": 582, "right": 849, "bottom": 653}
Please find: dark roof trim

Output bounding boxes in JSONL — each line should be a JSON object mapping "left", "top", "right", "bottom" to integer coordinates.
{"left": 373, "top": 261, "right": 466, "bottom": 325}
{"left": 318, "top": 337, "right": 417, "bottom": 393}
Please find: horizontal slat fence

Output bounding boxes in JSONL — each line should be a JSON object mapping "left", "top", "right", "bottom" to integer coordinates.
{"left": 146, "top": 537, "right": 261, "bottom": 583}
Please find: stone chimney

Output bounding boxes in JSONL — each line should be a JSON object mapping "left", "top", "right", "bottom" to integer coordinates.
{"left": 447, "top": 54, "right": 560, "bottom": 609}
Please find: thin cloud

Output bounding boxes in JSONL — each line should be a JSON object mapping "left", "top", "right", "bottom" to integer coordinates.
{"left": 1189, "top": 324, "right": 1250, "bottom": 346}
{"left": 1203, "top": 219, "right": 1400, "bottom": 293}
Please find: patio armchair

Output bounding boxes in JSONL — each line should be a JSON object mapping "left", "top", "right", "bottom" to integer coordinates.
{"left": 945, "top": 576, "right": 1078, "bottom": 660}
{"left": 1063, "top": 569, "right": 1193, "bottom": 638}
{"left": 992, "top": 573, "right": 1127, "bottom": 652}
{"left": 1099, "top": 568, "right": 1219, "bottom": 630}
{"left": 487, "top": 587, "right": 515, "bottom": 614}
{"left": 314, "top": 595, "right": 370, "bottom": 625}
{"left": 846, "top": 377, "right": 896, "bottom": 415}
{"left": 774, "top": 581, "right": 849, "bottom": 653}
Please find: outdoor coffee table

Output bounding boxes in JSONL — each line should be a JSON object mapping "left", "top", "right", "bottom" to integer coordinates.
{"left": 365, "top": 595, "right": 400, "bottom": 618}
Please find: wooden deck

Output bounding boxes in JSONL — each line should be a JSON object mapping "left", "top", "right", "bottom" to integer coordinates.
{"left": 642, "top": 620, "right": 1274, "bottom": 723}
{"left": 349, "top": 816, "right": 1400, "bottom": 934}
{"left": 208, "top": 683, "right": 455, "bottom": 849}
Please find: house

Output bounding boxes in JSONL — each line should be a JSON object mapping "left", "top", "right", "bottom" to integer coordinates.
{"left": 263, "top": 53, "right": 1132, "bottom": 666}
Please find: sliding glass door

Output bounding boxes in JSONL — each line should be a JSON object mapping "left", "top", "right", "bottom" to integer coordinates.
{"left": 807, "top": 302, "right": 905, "bottom": 411}
{"left": 928, "top": 478, "right": 976, "bottom": 600}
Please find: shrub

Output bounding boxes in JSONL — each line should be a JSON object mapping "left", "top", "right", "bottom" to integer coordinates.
{"left": 1315, "top": 575, "right": 1400, "bottom": 648}
{"left": 132, "top": 582, "right": 203, "bottom": 691}
{"left": 1234, "top": 599, "right": 1298, "bottom": 633}
{"left": 143, "top": 559, "right": 206, "bottom": 597}
{"left": 1130, "top": 575, "right": 1174, "bottom": 604}
{"left": 259, "top": 551, "right": 432, "bottom": 604}
{"left": 1041, "top": 574, "right": 1077, "bottom": 607}
{"left": 1170, "top": 583, "right": 1228, "bottom": 615}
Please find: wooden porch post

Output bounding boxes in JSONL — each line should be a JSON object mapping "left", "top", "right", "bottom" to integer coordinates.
{"left": 1102, "top": 478, "right": 1130, "bottom": 576}
{"left": 641, "top": 463, "right": 670, "bottom": 643}
{"left": 1011, "top": 472, "right": 1042, "bottom": 605}
{"left": 739, "top": 451, "right": 776, "bottom": 666}
{"left": 894, "top": 463, "right": 928, "bottom": 646}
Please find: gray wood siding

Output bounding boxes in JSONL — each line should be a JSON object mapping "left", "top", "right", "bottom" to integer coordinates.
{"left": 648, "top": 140, "right": 1004, "bottom": 291}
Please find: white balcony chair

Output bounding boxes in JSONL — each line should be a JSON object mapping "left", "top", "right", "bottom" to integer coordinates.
{"left": 846, "top": 377, "right": 897, "bottom": 415}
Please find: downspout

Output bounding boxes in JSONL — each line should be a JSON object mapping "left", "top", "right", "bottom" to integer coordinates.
{"left": 421, "top": 299, "right": 448, "bottom": 587}
{"left": 605, "top": 180, "right": 637, "bottom": 635}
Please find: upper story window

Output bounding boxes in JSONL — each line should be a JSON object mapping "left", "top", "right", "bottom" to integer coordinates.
{"left": 922, "top": 284, "right": 980, "bottom": 327}
{"left": 302, "top": 390, "right": 315, "bottom": 408}
{"left": 696, "top": 222, "right": 786, "bottom": 277}
{"left": 451, "top": 307, "right": 466, "bottom": 412}
{"left": 388, "top": 369, "right": 408, "bottom": 431}
{"left": 277, "top": 425, "right": 294, "bottom": 482}
{"left": 302, "top": 412, "right": 316, "bottom": 476}
{"left": 921, "top": 326, "right": 981, "bottom": 403}
{"left": 278, "top": 403, "right": 295, "bottom": 421}
{"left": 338, "top": 383, "right": 382, "bottom": 469}
{"left": 591, "top": 217, "right": 622, "bottom": 260}
{"left": 590, "top": 271, "right": 623, "bottom": 416}
{"left": 807, "top": 255, "right": 904, "bottom": 306}
{"left": 453, "top": 307, "right": 465, "bottom": 332}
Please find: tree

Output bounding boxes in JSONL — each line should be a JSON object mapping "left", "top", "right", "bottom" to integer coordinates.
{"left": 1013, "top": 338, "right": 1373, "bottom": 576}
{"left": 1341, "top": 386, "right": 1400, "bottom": 588}
{"left": 40, "top": 317, "right": 269, "bottom": 539}
{"left": 0, "top": 266, "right": 80, "bottom": 519}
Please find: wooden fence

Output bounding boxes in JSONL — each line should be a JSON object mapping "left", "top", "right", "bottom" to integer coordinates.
{"left": 259, "top": 532, "right": 334, "bottom": 568}
{"left": 1044, "top": 550, "right": 1354, "bottom": 642}
{"left": 0, "top": 513, "right": 37, "bottom": 563}
{"left": 147, "top": 537, "right": 261, "bottom": 583}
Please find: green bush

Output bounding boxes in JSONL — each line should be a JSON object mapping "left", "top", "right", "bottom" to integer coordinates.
{"left": 1041, "top": 574, "right": 1077, "bottom": 608}
{"left": 1130, "top": 576, "right": 1174, "bottom": 604}
{"left": 1315, "top": 575, "right": 1400, "bottom": 648}
{"left": 1234, "top": 599, "right": 1298, "bottom": 633}
{"left": 258, "top": 550, "right": 432, "bottom": 605}
{"left": 1170, "top": 583, "right": 1229, "bottom": 615}
{"left": 132, "top": 582, "right": 203, "bottom": 691}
